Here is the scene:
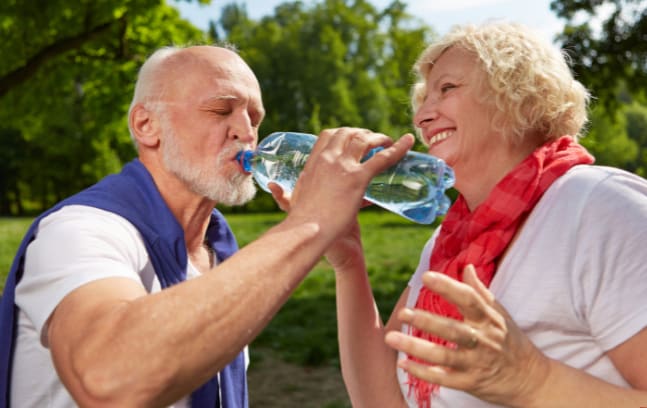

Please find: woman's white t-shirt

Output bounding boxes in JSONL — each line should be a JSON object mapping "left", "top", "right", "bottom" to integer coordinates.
{"left": 398, "top": 165, "right": 647, "bottom": 407}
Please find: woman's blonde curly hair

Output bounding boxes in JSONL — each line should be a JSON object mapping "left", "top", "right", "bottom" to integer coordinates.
{"left": 412, "top": 21, "right": 590, "bottom": 146}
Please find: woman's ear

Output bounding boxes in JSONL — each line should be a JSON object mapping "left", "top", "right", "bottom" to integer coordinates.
{"left": 129, "top": 104, "right": 160, "bottom": 148}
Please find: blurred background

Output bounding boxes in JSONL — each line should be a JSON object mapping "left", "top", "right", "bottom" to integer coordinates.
{"left": 1, "top": 0, "right": 646, "bottom": 406}
{"left": 1, "top": 0, "right": 646, "bottom": 217}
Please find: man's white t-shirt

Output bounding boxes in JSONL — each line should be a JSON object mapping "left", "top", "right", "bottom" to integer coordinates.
{"left": 397, "top": 165, "right": 647, "bottom": 407}
{"left": 11, "top": 205, "right": 247, "bottom": 407}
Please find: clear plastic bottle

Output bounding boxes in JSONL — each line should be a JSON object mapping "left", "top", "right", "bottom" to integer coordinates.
{"left": 236, "top": 132, "right": 455, "bottom": 224}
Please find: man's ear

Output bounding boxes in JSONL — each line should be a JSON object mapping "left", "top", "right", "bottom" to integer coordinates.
{"left": 129, "top": 104, "right": 160, "bottom": 148}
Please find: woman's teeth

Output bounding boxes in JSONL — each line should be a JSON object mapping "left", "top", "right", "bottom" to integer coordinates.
{"left": 428, "top": 130, "right": 452, "bottom": 145}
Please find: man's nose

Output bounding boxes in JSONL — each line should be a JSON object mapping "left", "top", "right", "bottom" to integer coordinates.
{"left": 229, "top": 113, "right": 256, "bottom": 144}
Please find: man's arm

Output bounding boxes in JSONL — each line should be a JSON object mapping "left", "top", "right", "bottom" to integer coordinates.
{"left": 47, "top": 130, "right": 415, "bottom": 407}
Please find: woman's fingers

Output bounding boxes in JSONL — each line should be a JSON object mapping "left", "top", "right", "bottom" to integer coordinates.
{"left": 396, "top": 308, "right": 481, "bottom": 350}
{"left": 420, "top": 269, "right": 505, "bottom": 330}
{"left": 385, "top": 330, "right": 457, "bottom": 367}
{"left": 462, "top": 264, "right": 495, "bottom": 304}
{"left": 420, "top": 271, "right": 489, "bottom": 322}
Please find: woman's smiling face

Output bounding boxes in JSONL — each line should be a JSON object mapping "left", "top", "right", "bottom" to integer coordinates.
{"left": 413, "top": 46, "right": 502, "bottom": 180}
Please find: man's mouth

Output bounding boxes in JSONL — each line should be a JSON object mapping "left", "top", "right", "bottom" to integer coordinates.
{"left": 234, "top": 150, "right": 253, "bottom": 174}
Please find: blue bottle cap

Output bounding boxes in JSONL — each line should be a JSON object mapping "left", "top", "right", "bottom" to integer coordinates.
{"left": 236, "top": 150, "right": 254, "bottom": 173}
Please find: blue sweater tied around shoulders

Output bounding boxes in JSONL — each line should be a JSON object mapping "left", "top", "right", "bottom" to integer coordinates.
{"left": 0, "top": 159, "right": 248, "bottom": 408}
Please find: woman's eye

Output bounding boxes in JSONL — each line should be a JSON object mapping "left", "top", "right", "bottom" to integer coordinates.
{"left": 440, "top": 83, "right": 456, "bottom": 93}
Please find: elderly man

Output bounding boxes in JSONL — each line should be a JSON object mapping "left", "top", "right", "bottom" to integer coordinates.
{"left": 0, "top": 45, "right": 413, "bottom": 407}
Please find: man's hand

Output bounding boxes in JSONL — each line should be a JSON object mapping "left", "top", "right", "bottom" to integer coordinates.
{"left": 283, "top": 127, "right": 414, "bottom": 246}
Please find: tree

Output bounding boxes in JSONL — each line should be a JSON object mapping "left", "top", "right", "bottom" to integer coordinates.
{"left": 624, "top": 103, "right": 647, "bottom": 175}
{"left": 0, "top": 0, "right": 207, "bottom": 214}
{"left": 550, "top": 0, "right": 647, "bottom": 177}
{"left": 0, "top": 128, "right": 28, "bottom": 214}
{"left": 580, "top": 103, "right": 637, "bottom": 169}
{"left": 550, "top": 0, "right": 647, "bottom": 110}
{"left": 208, "top": 0, "right": 434, "bottom": 212}
{"left": 216, "top": 0, "right": 433, "bottom": 141}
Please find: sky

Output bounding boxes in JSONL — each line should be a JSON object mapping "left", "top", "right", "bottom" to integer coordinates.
{"left": 173, "top": 0, "right": 567, "bottom": 44}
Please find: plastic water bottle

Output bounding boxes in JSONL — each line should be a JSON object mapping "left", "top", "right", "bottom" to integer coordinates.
{"left": 236, "top": 132, "right": 455, "bottom": 224}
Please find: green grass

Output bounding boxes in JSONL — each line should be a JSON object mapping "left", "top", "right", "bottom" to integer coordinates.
{"left": 0, "top": 217, "right": 33, "bottom": 291}
{"left": 248, "top": 210, "right": 436, "bottom": 367}
{"left": 0, "top": 209, "right": 437, "bottom": 367}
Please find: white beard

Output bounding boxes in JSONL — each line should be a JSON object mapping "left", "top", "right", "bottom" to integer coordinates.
{"left": 159, "top": 117, "right": 257, "bottom": 206}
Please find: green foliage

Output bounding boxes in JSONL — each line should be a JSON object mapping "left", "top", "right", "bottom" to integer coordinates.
{"left": 550, "top": 1, "right": 647, "bottom": 176}
{"left": 550, "top": 0, "right": 647, "bottom": 110}
{"left": 216, "top": 0, "right": 434, "bottom": 143}
{"left": 580, "top": 94, "right": 647, "bottom": 175}
{"left": 0, "top": 217, "right": 32, "bottom": 292}
{"left": 581, "top": 102, "right": 636, "bottom": 166}
{"left": 0, "top": 129, "right": 29, "bottom": 214}
{"left": 0, "top": 0, "right": 207, "bottom": 214}
{"left": 3, "top": 0, "right": 646, "bottom": 216}
{"left": 624, "top": 103, "right": 647, "bottom": 176}
{"left": 0, "top": 0, "right": 435, "bottom": 215}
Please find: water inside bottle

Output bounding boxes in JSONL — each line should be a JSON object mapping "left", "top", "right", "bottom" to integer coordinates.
{"left": 236, "top": 131, "right": 454, "bottom": 224}
{"left": 249, "top": 150, "right": 309, "bottom": 194}
{"left": 364, "top": 150, "right": 454, "bottom": 224}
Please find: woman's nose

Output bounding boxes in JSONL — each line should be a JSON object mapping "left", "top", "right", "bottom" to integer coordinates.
{"left": 414, "top": 98, "right": 439, "bottom": 128}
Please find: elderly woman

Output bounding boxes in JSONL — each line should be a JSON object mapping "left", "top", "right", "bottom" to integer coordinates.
{"left": 326, "top": 22, "right": 647, "bottom": 407}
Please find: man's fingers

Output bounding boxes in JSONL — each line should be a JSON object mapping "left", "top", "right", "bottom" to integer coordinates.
{"left": 362, "top": 133, "right": 415, "bottom": 174}
{"left": 268, "top": 182, "right": 290, "bottom": 212}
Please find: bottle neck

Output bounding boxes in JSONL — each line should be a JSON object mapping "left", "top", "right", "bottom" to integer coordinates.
{"left": 235, "top": 150, "right": 255, "bottom": 173}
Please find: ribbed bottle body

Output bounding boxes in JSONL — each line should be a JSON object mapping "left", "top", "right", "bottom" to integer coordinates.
{"left": 237, "top": 132, "right": 454, "bottom": 224}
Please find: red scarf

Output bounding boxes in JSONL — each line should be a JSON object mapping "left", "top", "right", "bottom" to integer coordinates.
{"left": 407, "top": 136, "right": 594, "bottom": 407}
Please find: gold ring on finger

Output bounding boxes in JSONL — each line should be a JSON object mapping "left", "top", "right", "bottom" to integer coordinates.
{"left": 466, "top": 327, "right": 479, "bottom": 349}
